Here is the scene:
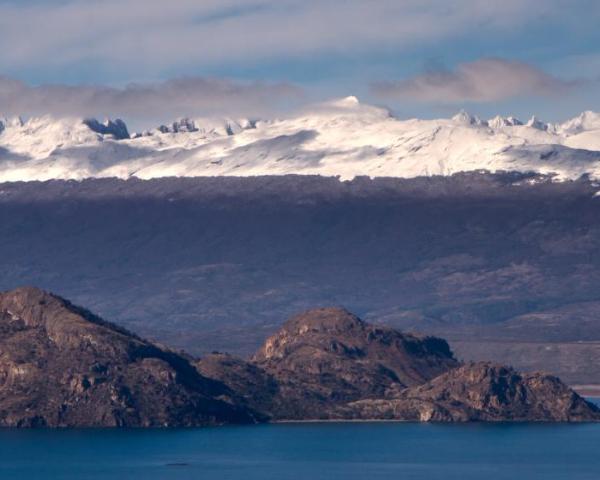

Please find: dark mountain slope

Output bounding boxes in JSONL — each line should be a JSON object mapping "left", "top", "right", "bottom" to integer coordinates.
{"left": 1, "top": 174, "right": 600, "bottom": 382}
{"left": 0, "top": 287, "right": 256, "bottom": 427}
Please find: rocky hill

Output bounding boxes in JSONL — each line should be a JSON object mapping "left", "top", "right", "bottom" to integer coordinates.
{"left": 198, "top": 308, "right": 600, "bottom": 422}
{"left": 338, "top": 363, "right": 598, "bottom": 422}
{"left": 1, "top": 287, "right": 597, "bottom": 426}
{"left": 199, "top": 307, "right": 458, "bottom": 419}
{"left": 254, "top": 307, "right": 458, "bottom": 418}
{"left": 0, "top": 287, "right": 257, "bottom": 427}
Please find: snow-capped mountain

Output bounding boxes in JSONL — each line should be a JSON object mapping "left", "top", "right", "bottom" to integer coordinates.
{"left": 0, "top": 96, "right": 599, "bottom": 182}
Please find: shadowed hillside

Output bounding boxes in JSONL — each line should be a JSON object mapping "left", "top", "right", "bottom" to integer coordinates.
{"left": 0, "top": 173, "right": 599, "bottom": 383}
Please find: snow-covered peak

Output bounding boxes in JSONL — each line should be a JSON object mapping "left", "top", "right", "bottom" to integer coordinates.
{"left": 218, "top": 118, "right": 255, "bottom": 136}
{"left": 488, "top": 115, "right": 523, "bottom": 129}
{"left": 487, "top": 115, "right": 506, "bottom": 129}
{"left": 0, "top": 115, "right": 24, "bottom": 132}
{"left": 150, "top": 117, "right": 257, "bottom": 137}
{"left": 526, "top": 116, "right": 548, "bottom": 131}
{"left": 452, "top": 110, "right": 485, "bottom": 126}
{"left": 0, "top": 115, "right": 134, "bottom": 160}
{"left": 322, "top": 96, "right": 361, "bottom": 109}
{"left": 301, "top": 96, "right": 391, "bottom": 120}
{"left": 157, "top": 118, "right": 198, "bottom": 134}
{"left": 559, "top": 111, "right": 600, "bottom": 134}
{"left": 0, "top": 99, "right": 599, "bottom": 183}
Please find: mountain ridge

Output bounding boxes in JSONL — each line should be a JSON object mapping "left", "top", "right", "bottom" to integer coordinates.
{"left": 1, "top": 98, "right": 599, "bottom": 182}
{"left": 197, "top": 306, "right": 600, "bottom": 422}
{"left": 0, "top": 286, "right": 258, "bottom": 427}
{"left": 2, "top": 287, "right": 596, "bottom": 426}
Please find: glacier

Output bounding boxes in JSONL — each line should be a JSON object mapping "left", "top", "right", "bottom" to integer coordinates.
{"left": 0, "top": 96, "right": 599, "bottom": 182}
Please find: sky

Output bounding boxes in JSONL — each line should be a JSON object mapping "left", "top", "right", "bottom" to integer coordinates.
{"left": 0, "top": 0, "right": 599, "bottom": 127}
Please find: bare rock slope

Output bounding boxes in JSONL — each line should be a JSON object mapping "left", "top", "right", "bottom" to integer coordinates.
{"left": 0, "top": 287, "right": 257, "bottom": 427}
{"left": 199, "top": 308, "right": 600, "bottom": 422}
{"left": 199, "top": 307, "right": 458, "bottom": 419}
{"left": 252, "top": 307, "right": 458, "bottom": 418}
{"left": 339, "top": 363, "right": 598, "bottom": 422}
{"left": 1, "top": 287, "right": 597, "bottom": 426}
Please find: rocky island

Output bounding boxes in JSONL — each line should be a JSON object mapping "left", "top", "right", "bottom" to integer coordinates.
{"left": 1, "top": 287, "right": 598, "bottom": 427}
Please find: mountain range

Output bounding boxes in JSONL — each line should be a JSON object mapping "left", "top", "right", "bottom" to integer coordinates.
{"left": 2, "top": 97, "right": 600, "bottom": 390}
{"left": 1, "top": 97, "right": 599, "bottom": 182}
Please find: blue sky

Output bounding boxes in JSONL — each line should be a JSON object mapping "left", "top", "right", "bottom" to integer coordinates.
{"left": 0, "top": 0, "right": 599, "bottom": 125}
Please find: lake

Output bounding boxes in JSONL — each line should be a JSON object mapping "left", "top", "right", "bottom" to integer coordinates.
{"left": 1, "top": 418, "right": 600, "bottom": 479}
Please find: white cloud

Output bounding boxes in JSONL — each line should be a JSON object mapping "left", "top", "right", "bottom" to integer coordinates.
{"left": 0, "top": 76, "right": 303, "bottom": 120}
{"left": 0, "top": 0, "right": 592, "bottom": 74}
{"left": 371, "top": 58, "right": 578, "bottom": 103}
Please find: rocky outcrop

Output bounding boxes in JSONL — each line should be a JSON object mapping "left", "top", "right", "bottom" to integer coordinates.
{"left": 200, "top": 308, "right": 600, "bottom": 422}
{"left": 243, "top": 307, "right": 459, "bottom": 419}
{"left": 337, "top": 362, "right": 600, "bottom": 422}
{"left": 83, "top": 118, "right": 130, "bottom": 139}
{"left": 1, "top": 288, "right": 597, "bottom": 426}
{"left": 0, "top": 287, "right": 257, "bottom": 427}
{"left": 157, "top": 118, "right": 198, "bottom": 134}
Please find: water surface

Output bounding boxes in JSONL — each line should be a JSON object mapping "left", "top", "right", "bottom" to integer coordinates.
{"left": 1, "top": 420, "right": 600, "bottom": 479}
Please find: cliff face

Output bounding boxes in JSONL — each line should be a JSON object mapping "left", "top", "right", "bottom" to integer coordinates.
{"left": 0, "top": 287, "right": 257, "bottom": 427}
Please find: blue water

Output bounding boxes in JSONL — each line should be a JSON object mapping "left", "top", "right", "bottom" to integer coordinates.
{"left": 1, "top": 420, "right": 600, "bottom": 480}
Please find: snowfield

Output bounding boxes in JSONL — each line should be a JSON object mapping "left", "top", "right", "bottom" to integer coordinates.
{"left": 1, "top": 96, "right": 599, "bottom": 182}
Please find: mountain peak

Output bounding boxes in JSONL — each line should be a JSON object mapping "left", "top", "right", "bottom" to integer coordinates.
{"left": 0, "top": 115, "right": 24, "bottom": 132}
{"left": 560, "top": 110, "right": 600, "bottom": 134}
{"left": 0, "top": 286, "right": 256, "bottom": 427}
{"left": 1, "top": 103, "right": 599, "bottom": 182}
{"left": 452, "top": 110, "right": 484, "bottom": 126}
{"left": 488, "top": 115, "right": 523, "bottom": 128}
{"left": 317, "top": 96, "right": 365, "bottom": 111}
{"left": 526, "top": 115, "right": 548, "bottom": 130}
{"left": 252, "top": 307, "right": 458, "bottom": 389}
{"left": 280, "top": 307, "right": 365, "bottom": 335}
{"left": 83, "top": 118, "right": 130, "bottom": 139}
{"left": 336, "top": 95, "right": 360, "bottom": 107}
{"left": 0, "top": 285, "right": 55, "bottom": 313}
{"left": 157, "top": 117, "right": 198, "bottom": 134}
